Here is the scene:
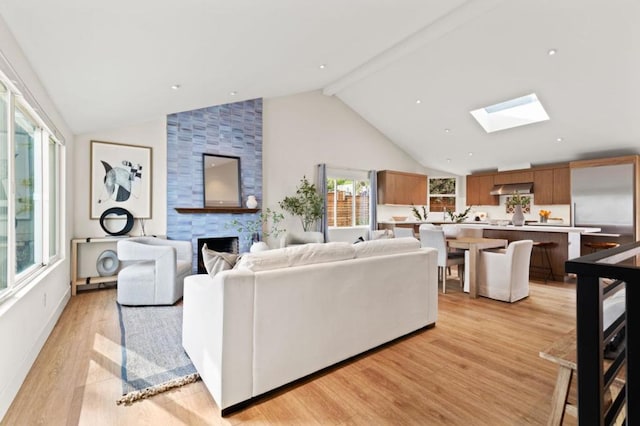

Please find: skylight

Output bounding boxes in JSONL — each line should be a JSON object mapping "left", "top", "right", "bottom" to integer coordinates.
{"left": 470, "top": 93, "right": 550, "bottom": 133}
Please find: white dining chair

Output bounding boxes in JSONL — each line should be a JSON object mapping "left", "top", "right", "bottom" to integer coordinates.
{"left": 419, "top": 227, "right": 464, "bottom": 293}
{"left": 393, "top": 227, "right": 415, "bottom": 238}
{"left": 472, "top": 240, "right": 533, "bottom": 302}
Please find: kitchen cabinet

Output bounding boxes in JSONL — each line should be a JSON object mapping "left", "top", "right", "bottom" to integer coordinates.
{"left": 493, "top": 170, "right": 534, "bottom": 185}
{"left": 377, "top": 170, "right": 427, "bottom": 205}
{"left": 466, "top": 174, "right": 498, "bottom": 206}
{"left": 533, "top": 166, "right": 570, "bottom": 205}
{"left": 552, "top": 166, "right": 571, "bottom": 204}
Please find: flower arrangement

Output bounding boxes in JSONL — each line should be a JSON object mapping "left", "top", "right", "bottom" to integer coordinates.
{"left": 539, "top": 209, "right": 551, "bottom": 223}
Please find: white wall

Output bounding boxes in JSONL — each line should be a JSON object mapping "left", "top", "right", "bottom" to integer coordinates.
{"left": 74, "top": 118, "right": 167, "bottom": 238}
{"left": 0, "top": 16, "right": 75, "bottom": 420}
{"left": 263, "top": 90, "right": 444, "bottom": 236}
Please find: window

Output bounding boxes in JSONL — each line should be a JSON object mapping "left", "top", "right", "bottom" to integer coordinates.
{"left": 326, "top": 171, "right": 370, "bottom": 228}
{"left": 429, "top": 177, "right": 456, "bottom": 213}
{"left": 0, "top": 72, "right": 63, "bottom": 303}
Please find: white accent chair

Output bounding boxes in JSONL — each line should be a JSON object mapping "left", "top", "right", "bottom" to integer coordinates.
{"left": 281, "top": 231, "right": 325, "bottom": 247}
{"left": 117, "top": 237, "right": 193, "bottom": 306}
{"left": 419, "top": 225, "right": 464, "bottom": 293}
{"left": 393, "top": 227, "right": 415, "bottom": 238}
{"left": 474, "top": 240, "right": 533, "bottom": 302}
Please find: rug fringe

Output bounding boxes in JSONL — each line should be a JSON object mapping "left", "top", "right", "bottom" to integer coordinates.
{"left": 116, "top": 373, "right": 200, "bottom": 406}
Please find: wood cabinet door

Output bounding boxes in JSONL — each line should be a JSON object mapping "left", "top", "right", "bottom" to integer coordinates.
{"left": 534, "top": 169, "right": 554, "bottom": 205}
{"left": 494, "top": 170, "right": 534, "bottom": 184}
{"left": 467, "top": 174, "right": 498, "bottom": 206}
{"left": 377, "top": 170, "right": 427, "bottom": 205}
{"left": 553, "top": 167, "right": 571, "bottom": 204}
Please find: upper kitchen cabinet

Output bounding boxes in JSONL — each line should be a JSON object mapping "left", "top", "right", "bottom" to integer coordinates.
{"left": 533, "top": 165, "right": 570, "bottom": 204}
{"left": 466, "top": 173, "right": 498, "bottom": 206}
{"left": 377, "top": 170, "right": 427, "bottom": 205}
{"left": 493, "top": 170, "right": 534, "bottom": 185}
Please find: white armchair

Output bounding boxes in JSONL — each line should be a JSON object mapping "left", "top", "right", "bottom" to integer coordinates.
{"left": 280, "top": 231, "right": 325, "bottom": 247}
{"left": 475, "top": 240, "right": 533, "bottom": 302}
{"left": 117, "top": 237, "right": 193, "bottom": 306}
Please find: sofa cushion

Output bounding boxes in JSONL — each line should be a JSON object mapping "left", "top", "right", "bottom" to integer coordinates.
{"left": 354, "top": 237, "right": 421, "bottom": 258}
{"left": 287, "top": 242, "right": 355, "bottom": 267}
{"left": 202, "top": 244, "right": 238, "bottom": 277}
{"left": 235, "top": 248, "right": 291, "bottom": 272}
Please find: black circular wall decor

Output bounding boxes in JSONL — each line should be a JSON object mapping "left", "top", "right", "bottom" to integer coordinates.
{"left": 96, "top": 249, "right": 119, "bottom": 276}
{"left": 99, "top": 207, "right": 134, "bottom": 236}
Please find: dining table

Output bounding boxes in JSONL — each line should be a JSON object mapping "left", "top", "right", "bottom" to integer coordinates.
{"left": 447, "top": 237, "right": 508, "bottom": 298}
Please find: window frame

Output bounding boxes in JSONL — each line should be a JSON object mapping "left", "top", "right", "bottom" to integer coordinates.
{"left": 326, "top": 169, "right": 371, "bottom": 229}
{"left": 0, "top": 70, "right": 64, "bottom": 304}
{"left": 428, "top": 176, "right": 458, "bottom": 213}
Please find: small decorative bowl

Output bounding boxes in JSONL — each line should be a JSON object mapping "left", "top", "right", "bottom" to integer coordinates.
{"left": 392, "top": 216, "right": 408, "bottom": 222}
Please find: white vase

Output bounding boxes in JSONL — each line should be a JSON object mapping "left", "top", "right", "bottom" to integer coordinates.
{"left": 512, "top": 205, "right": 525, "bottom": 226}
{"left": 250, "top": 241, "right": 269, "bottom": 253}
{"left": 246, "top": 195, "right": 258, "bottom": 209}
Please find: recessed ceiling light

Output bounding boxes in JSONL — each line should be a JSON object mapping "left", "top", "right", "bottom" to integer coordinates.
{"left": 230, "top": 91, "right": 237, "bottom": 96}
{"left": 319, "top": 64, "right": 326, "bottom": 69}
{"left": 548, "top": 48, "right": 558, "bottom": 56}
{"left": 556, "top": 137, "right": 563, "bottom": 143}
{"left": 468, "top": 152, "right": 473, "bottom": 156}
{"left": 446, "top": 158, "right": 452, "bottom": 163}
{"left": 444, "top": 128, "right": 451, "bottom": 133}
{"left": 415, "top": 99, "right": 422, "bottom": 104}
{"left": 171, "top": 84, "right": 181, "bottom": 90}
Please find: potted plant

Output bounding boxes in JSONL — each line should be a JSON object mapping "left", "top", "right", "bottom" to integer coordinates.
{"left": 446, "top": 206, "right": 473, "bottom": 223}
{"left": 506, "top": 192, "right": 531, "bottom": 226}
{"left": 227, "top": 208, "right": 286, "bottom": 251}
{"left": 279, "top": 176, "right": 324, "bottom": 232}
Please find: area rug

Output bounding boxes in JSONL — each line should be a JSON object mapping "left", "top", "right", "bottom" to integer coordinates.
{"left": 116, "top": 303, "right": 200, "bottom": 405}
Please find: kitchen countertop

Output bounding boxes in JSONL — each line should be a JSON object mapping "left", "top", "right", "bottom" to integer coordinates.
{"left": 457, "top": 223, "right": 601, "bottom": 234}
{"left": 378, "top": 220, "right": 600, "bottom": 234}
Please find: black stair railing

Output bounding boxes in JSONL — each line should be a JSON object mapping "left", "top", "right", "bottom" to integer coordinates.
{"left": 565, "top": 241, "right": 639, "bottom": 425}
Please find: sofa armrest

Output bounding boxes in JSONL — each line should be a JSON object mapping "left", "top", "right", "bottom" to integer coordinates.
{"left": 182, "top": 271, "right": 255, "bottom": 411}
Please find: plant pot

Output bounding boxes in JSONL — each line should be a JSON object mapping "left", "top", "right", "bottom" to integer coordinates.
{"left": 250, "top": 241, "right": 269, "bottom": 253}
{"left": 512, "top": 205, "right": 525, "bottom": 226}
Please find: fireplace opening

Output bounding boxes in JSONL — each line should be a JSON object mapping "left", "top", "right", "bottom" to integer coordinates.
{"left": 197, "top": 236, "right": 239, "bottom": 274}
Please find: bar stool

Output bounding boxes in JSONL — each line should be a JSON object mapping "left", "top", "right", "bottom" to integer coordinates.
{"left": 584, "top": 242, "right": 619, "bottom": 253}
{"left": 531, "top": 241, "right": 555, "bottom": 282}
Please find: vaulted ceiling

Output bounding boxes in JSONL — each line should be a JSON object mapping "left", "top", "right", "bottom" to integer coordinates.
{"left": 1, "top": 0, "right": 638, "bottom": 175}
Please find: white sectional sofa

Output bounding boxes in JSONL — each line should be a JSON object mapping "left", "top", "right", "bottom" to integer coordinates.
{"left": 182, "top": 238, "right": 438, "bottom": 414}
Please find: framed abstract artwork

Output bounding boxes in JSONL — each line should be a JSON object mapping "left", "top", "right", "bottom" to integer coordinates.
{"left": 90, "top": 140, "right": 152, "bottom": 219}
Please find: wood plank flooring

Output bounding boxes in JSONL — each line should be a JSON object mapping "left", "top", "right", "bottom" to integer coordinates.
{"left": 2, "top": 279, "right": 577, "bottom": 425}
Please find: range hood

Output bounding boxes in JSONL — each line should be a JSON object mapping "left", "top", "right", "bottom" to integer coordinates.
{"left": 489, "top": 182, "right": 533, "bottom": 196}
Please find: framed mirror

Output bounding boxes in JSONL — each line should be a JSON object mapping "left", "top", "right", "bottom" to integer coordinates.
{"left": 203, "top": 154, "right": 242, "bottom": 207}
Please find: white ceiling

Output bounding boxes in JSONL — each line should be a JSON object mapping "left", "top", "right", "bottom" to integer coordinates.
{"left": 1, "top": 0, "right": 639, "bottom": 175}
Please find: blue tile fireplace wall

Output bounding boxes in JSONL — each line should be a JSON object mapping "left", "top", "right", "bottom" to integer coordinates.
{"left": 167, "top": 98, "right": 263, "bottom": 269}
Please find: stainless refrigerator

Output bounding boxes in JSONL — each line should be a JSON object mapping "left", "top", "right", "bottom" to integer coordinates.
{"left": 571, "top": 163, "right": 636, "bottom": 252}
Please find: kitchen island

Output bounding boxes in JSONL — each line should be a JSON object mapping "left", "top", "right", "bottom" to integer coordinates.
{"left": 379, "top": 221, "right": 600, "bottom": 281}
{"left": 459, "top": 224, "right": 600, "bottom": 281}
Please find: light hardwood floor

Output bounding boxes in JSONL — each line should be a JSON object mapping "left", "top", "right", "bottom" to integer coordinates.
{"left": 2, "top": 279, "right": 577, "bottom": 426}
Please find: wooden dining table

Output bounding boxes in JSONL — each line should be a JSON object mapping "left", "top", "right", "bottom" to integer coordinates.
{"left": 447, "top": 237, "right": 508, "bottom": 298}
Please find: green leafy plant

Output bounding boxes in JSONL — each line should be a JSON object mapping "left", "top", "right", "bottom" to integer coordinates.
{"left": 447, "top": 206, "right": 473, "bottom": 223}
{"left": 505, "top": 192, "right": 531, "bottom": 207}
{"left": 411, "top": 205, "right": 428, "bottom": 221}
{"left": 226, "top": 208, "right": 286, "bottom": 243}
{"left": 279, "top": 176, "right": 324, "bottom": 232}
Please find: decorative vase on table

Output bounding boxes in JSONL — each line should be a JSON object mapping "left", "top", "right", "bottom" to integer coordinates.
{"left": 512, "top": 205, "right": 525, "bottom": 226}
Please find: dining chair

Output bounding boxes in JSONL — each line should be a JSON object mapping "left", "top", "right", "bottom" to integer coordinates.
{"left": 419, "top": 226, "right": 464, "bottom": 293}
{"left": 393, "top": 227, "right": 415, "bottom": 238}
{"left": 474, "top": 240, "right": 533, "bottom": 302}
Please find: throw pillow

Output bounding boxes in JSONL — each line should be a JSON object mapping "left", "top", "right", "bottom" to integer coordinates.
{"left": 202, "top": 244, "right": 238, "bottom": 277}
